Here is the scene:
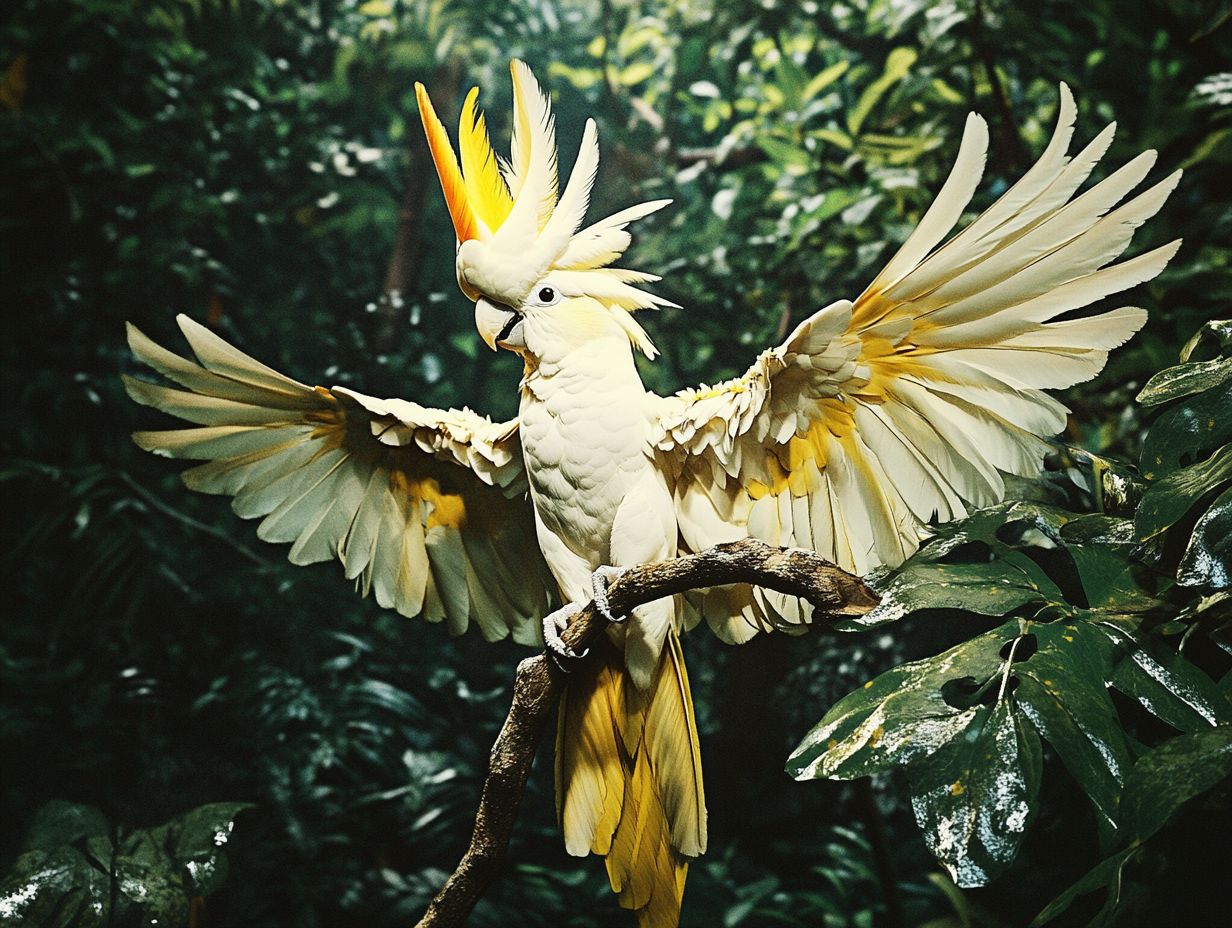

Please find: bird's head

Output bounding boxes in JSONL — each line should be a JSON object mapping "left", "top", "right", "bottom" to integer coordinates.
{"left": 415, "top": 61, "right": 673, "bottom": 366}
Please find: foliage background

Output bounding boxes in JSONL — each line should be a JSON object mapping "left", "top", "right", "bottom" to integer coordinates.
{"left": 2, "top": 0, "right": 1229, "bottom": 925}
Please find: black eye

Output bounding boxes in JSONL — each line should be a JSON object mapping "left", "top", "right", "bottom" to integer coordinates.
{"left": 537, "top": 287, "right": 556, "bottom": 303}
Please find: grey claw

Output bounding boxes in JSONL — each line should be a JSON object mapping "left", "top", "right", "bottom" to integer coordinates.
{"left": 591, "top": 565, "right": 628, "bottom": 625}
{"left": 543, "top": 602, "right": 588, "bottom": 671}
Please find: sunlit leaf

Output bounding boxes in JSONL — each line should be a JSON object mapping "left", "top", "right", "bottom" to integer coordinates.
{"left": 1093, "top": 616, "right": 1231, "bottom": 731}
{"left": 1139, "top": 381, "right": 1232, "bottom": 478}
{"left": 1014, "top": 624, "right": 1133, "bottom": 830}
{"left": 1177, "top": 487, "right": 1232, "bottom": 589}
{"left": 787, "top": 622, "right": 1011, "bottom": 780}
{"left": 847, "top": 47, "right": 917, "bottom": 135}
{"left": 1136, "top": 357, "right": 1231, "bottom": 406}
{"left": 907, "top": 699, "right": 1042, "bottom": 887}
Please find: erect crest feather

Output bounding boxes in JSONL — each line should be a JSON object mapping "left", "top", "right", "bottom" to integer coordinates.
{"left": 416, "top": 60, "right": 672, "bottom": 351}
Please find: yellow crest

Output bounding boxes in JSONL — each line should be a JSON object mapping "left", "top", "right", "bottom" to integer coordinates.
{"left": 415, "top": 60, "right": 673, "bottom": 327}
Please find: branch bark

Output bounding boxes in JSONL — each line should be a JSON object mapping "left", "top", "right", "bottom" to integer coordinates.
{"left": 413, "top": 538, "right": 878, "bottom": 928}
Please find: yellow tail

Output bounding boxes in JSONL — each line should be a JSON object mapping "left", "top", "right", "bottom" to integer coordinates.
{"left": 555, "top": 631, "right": 706, "bottom": 928}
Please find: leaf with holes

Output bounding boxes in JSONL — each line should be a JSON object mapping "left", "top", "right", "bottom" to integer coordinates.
{"left": 1139, "top": 381, "right": 1232, "bottom": 479}
{"left": 787, "top": 620, "right": 1017, "bottom": 780}
{"left": 907, "top": 699, "right": 1043, "bottom": 888}
{"left": 846, "top": 559, "right": 1058, "bottom": 630}
{"left": 1013, "top": 622, "right": 1133, "bottom": 832}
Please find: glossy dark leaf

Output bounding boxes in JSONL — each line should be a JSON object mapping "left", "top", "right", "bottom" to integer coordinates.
{"left": 1177, "top": 487, "right": 1232, "bottom": 589}
{"left": 1093, "top": 617, "right": 1232, "bottom": 732}
{"left": 1030, "top": 846, "right": 1138, "bottom": 928}
{"left": 907, "top": 699, "right": 1042, "bottom": 888}
{"left": 1139, "top": 381, "right": 1232, "bottom": 479}
{"left": 1136, "top": 444, "right": 1232, "bottom": 540}
{"left": 0, "top": 848, "right": 111, "bottom": 928}
{"left": 1117, "top": 725, "right": 1232, "bottom": 841}
{"left": 1064, "top": 542, "right": 1155, "bottom": 612}
{"left": 1014, "top": 624, "right": 1133, "bottom": 830}
{"left": 1179, "top": 318, "right": 1232, "bottom": 363}
{"left": 848, "top": 560, "right": 1054, "bottom": 629}
{"left": 1136, "top": 356, "right": 1231, "bottom": 406}
{"left": 787, "top": 622, "right": 1012, "bottom": 780}
{"left": 22, "top": 801, "right": 110, "bottom": 853}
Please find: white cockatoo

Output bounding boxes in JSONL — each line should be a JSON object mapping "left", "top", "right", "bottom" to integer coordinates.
{"left": 125, "top": 61, "right": 1179, "bottom": 928}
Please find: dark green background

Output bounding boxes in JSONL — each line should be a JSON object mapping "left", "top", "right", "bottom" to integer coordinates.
{"left": 2, "top": 1, "right": 1228, "bottom": 925}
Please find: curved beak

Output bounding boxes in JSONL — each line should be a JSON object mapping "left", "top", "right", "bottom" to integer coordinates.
{"left": 474, "top": 297, "right": 523, "bottom": 351}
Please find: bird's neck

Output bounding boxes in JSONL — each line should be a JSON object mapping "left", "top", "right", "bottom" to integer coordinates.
{"left": 519, "top": 333, "right": 649, "bottom": 406}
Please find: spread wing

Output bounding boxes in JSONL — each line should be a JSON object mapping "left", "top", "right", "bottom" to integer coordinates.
{"left": 125, "top": 315, "right": 552, "bottom": 644}
{"left": 658, "top": 84, "right": 1180, "bottom": 643}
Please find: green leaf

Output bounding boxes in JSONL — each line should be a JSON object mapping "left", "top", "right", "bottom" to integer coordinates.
{"left": 0, "top": 847, "right": 111, "bottom": 928}
{"left": 907, "top": 699, "right": 1042, "bottom": 888}
{"left": 1179, "top": 318, "right": 1232, "bottom": 363}
{"left": 1136, "top": 443, "right": 1232, "bottom": 540}
{"left": 1064, "top": 542, "right": 1154, "bottom": 612}
{"left": 847, "top": 560, "right": 1054, "bottom": 630}
{"left": 22, "top": 802, "right": 110, "bottom": 853}
{"left": 1030, "top": 846, "right": 1138, "bottom": 928}
{"left": 787, "top": 622, "right": 1011, "bottom": 780}
{"left": 1177, "top": 486, "right": 1232, "bottom": 589}
{"left": 755, "top": 136, "right": 814, "bottom": 174}
{"left": 167, "top": 801, "right": 253, "bottom": 862}
{"left": 1093, "top": 616, "right": 1231, "bottom": 732}
{"left": 619, "top": 61, "right": 657, "bottom": 87}
{"left": 847, "top": 47, "right": 917, "bottom": 135}
{"left": 1139, "top": 381, "right": 1232, "bottom": 479}
{"left": 1136, "top": 356, "right": 1232, "bottom": 406}
{"left": 801, "top": 60, "right": 849, "bottom": 102}
{"left": 1117, "top": 725, "right": 1232, "bottom": 840}
{"left": 1015, "top": 624, "right": 1133, "bottom": 829}
{"left": 847, "top": 503, "right": 1071, "bottom": 629}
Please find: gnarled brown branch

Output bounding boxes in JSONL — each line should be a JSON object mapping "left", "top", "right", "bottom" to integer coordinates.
{"left": 413, "top": 538, "right": 878, "bottom": 928}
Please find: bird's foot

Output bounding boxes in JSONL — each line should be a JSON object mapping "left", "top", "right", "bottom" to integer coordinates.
{"left": 591, "top": 565, "right": 629, "bottom": 625}
{"left": 543, "top": 601, "right": 588, "bottom": 672}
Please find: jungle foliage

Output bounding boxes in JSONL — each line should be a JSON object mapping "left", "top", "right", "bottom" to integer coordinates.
{"left": 2, "top": 1, "right": 1229, "bottom": 926}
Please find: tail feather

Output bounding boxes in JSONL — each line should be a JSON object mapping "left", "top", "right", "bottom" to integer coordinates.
{"left": 556, "top": 633, "right": 705, "bottom": 927}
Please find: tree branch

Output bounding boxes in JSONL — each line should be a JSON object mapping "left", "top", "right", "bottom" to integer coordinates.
{"left": 413, "top": 538, "right": 878, "bottom": 928}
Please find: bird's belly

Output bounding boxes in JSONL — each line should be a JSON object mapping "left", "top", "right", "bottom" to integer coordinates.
{"left": 519, "top": 395, "right": 652, "bottom": 565}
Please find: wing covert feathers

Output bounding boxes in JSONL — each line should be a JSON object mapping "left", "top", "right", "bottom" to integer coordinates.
{"left": 556, "top": 635, "right": 705, "bottom": 928}
{"left": 125, "top": 314, "right": 550, "bottom": 642}
{"left": 660, "top": 84, "right": 1177, "bottom": 639}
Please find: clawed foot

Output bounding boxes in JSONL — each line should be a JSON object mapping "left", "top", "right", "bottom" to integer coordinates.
{"left": 543, "top": 601, "right": 588, "bottom": 671}
{"left": 591, "top": 565, "right": 628, "bottom": 625}
{"left": 543, "top": 566, "right": 630, "bottom": 672}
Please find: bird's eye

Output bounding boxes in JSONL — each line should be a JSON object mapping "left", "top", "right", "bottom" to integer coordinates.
{"left": 534, "top": 286, "right": 560, "bottom": 306}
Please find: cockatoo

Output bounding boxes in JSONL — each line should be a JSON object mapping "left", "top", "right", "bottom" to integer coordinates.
{"left": 124, "top": 60, "right": 1179, "bottom": 927}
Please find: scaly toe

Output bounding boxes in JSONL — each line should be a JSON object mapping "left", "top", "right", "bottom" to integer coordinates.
{"left": 591, "top": 565, "right": 629, "bottom": 625}
{"left": 542, "top": 602, "right": 588, "bottom": 671}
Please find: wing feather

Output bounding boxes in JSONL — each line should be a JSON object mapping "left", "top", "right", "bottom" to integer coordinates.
{"left": 661, "top": 85, "right": 1177, "bottom": 638}
{"left": 126, "top": 315, "right": 552, "bottom": 641}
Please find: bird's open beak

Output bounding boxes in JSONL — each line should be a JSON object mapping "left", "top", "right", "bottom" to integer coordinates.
{"left": 474, "top": 297, "right": 524, "bottom": 351}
